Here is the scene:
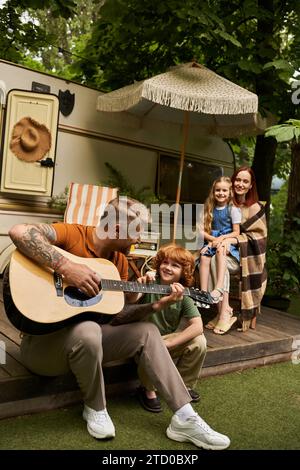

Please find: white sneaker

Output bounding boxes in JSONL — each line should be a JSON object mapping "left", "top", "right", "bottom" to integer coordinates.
{"left": 166, "top": 414, "right": 230, "bottom": 450}
{"left": 83, "top": 404, "right": 115, "bottom": 439}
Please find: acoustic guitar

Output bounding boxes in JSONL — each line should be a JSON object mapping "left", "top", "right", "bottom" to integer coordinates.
{"left": 7, "top": 247, "right": 213, "bottom": 335}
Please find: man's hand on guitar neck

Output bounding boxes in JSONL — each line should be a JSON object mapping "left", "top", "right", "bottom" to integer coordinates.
{"left": 58, "top": 259, "right": 101, "bottom": 297}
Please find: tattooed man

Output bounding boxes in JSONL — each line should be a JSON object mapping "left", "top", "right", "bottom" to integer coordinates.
{"left": 3, "top": 196, "right": 230, "bottom": 450}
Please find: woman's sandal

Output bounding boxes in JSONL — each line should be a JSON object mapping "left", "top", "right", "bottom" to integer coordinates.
{"left": 213, "top": 316, "right": 237, "bottom": 335}
{"left": 210, "top": 287, "right": 224, "bottom": 304}
{"left": 205, "top": 314, "right": 220, "bottom": 330}
{"left": 213, "top": 309, "right": 237, "bottom": 335}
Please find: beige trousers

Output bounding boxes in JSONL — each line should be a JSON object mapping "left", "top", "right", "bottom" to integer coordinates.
{"left": 20, "top": 320, "right": 191, "bottom": 412}
{"left": 208, "top": 254, "right": 240, "bottom": 293}
{"left": 138, "top": 333, "right": 207, "bottom": 390}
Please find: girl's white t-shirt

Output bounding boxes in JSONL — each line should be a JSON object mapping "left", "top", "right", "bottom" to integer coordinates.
{"left": 215, "top": 205, "right": 242, "bottom": 224}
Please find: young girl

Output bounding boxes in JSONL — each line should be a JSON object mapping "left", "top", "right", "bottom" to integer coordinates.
{"left": 199, "top": 176, "right": 241, "bottom": 333}
{"left": 134, "top": 244, "right": 207, "bottom": 413}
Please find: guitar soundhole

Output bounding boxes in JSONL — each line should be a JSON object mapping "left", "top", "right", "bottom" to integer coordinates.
{"left": 64, "top": 287, "right": 103, "bottom": 307}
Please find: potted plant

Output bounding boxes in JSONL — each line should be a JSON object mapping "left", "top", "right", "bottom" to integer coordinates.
{"left": 48, "top": 186, "right": 69, "bottom": 212}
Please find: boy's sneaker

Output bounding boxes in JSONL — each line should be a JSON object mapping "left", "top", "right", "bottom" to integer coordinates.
{"left": 166, "top": 414, "right": 230, "bottom": 450}
{"left": 188, "top": 388, "right": 200, "bottom": 402}
{"left": 83, "top": 404, "right": 115, "bottom": 439}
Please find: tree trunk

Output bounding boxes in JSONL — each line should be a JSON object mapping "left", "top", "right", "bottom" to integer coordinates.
{"left": 251, "top": 0, "right": 277, "bottom": 221}
{"left": 286, "top": 141, "right": 300, "bottom": 229}
{"left": 252, "top": 134, "right": 277, "bottom": 219}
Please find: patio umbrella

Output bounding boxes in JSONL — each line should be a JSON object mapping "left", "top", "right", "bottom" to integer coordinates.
{"left": 97, "top": 62, "right": 260, "bottom": 241}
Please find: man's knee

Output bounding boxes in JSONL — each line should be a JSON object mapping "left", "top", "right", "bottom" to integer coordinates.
{"left": 132, "top": 321, "right": 161, "bottom": 340}
{"left": 127, "top": 322, "right": 164, "bottom": 350}
{"left": 71, "top": 321, "right": 102, "bottom": 356}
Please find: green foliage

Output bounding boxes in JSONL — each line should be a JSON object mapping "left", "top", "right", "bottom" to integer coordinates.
{"left": 265, "top": 120, "right": 300, "bottom": 143}
{"left": 265, "top": 119, "right": 300, "bottom": 186}
{"left": 267, "top": 184, "right": 300, "bottom": 299}
{"left": 227, "top": 136, "right": 256, "bottom": 167}
{"left": 26, "top": 0, "right": 101, "bottom": 80}
{"left": 269, "top": 181, "right": 288, "bottom": 237}
{"left": 101, "top": 162, "right": 161, "bottom": 207}
{"left": 263, "top": 59, "right": 295, "bottom": 73}
{"left": 272, "top": 144, "right": 291, "bottom": 180}
{"left": 266, "top": 214, "right": 300, "bottom": 299}
{"left": 80, "top": 0, "right": 241, "bottom": 91}
{"left": 18, "top": 0, "right": 76, "bottom": 18}
{"left": 0, "top": 0, "right": 97, "bottom": 82}
{"left": 0, "top": 0, "right": 76, "bottom": 64}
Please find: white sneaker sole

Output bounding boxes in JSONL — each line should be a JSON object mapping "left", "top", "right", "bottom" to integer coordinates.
{"left": 86, "top": 423, "right": 115, "bottom": 439}
{"left": 83, "top": 412, "right": 115, "bottom": 439}
{"left": 166, "top": 427, "right": 230, "bottom": 450}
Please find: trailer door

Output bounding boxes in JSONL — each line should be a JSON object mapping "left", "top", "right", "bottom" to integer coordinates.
{"left": 0, "top": 89, "right": 59, "bottom": 196}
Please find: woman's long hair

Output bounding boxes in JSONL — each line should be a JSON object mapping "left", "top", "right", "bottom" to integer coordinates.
{"left": 153, "top": 244, "right": 195, "bottom": 287}
{"left": 203, "top": 176, "right": 232, "bottom": 233}
{"left": 231, "top": 166, "right": 259, "bottom": 207}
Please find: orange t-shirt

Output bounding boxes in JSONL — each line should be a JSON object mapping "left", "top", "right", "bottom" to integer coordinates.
{"left": 52, "top": 223, "right": 128, "bottom": 281}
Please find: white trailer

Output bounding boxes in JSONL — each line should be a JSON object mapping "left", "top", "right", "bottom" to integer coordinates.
{"left": 0, "top": 59, "right": 235, "bottom": 270}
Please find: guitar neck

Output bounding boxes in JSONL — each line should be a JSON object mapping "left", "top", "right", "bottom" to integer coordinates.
{"left": 101, "top": 279, "right": 190, "bottom": 296}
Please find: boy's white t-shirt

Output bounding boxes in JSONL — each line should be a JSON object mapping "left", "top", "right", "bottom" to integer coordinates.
{"left": 215, "top": 205, "right": 242, "bottom": 224}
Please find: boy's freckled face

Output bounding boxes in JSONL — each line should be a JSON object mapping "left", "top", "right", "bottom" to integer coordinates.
{"left": 159, "top": 258, "right": 182, "bottom": 284}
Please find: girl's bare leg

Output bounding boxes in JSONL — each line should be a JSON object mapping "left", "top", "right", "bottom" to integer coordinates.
{"left": 210, "top": 246, "right": 227, "bottom": 301}
{"left": 199, "top": 256, "right": 219, "bottom": 329}
{"left": 199, "top": 255, "right": 211, "bottom": 291}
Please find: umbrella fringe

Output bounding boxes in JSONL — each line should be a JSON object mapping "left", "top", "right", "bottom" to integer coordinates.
{"left": 97, "top": 83, "right": 144, "bottom": 112}
{"left": 142, "top": 82, "right": 257, "bottom": 115}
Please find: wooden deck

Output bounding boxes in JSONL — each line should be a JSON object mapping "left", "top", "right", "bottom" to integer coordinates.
{"left": 1, "top": 279, "right": 300, "bottom": 419}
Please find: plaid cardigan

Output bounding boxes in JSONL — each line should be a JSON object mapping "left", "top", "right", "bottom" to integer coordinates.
{"left": 238, "top": 203, "right": 268, "bottom": 321}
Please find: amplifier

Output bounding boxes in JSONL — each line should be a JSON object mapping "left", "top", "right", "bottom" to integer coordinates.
{"left": 130, "top": 232, "right": 160, "bottom": 257}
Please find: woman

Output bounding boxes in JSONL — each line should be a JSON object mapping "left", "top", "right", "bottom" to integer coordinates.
{"left": 205, "top": 166, "right": 268, "bottom": 333}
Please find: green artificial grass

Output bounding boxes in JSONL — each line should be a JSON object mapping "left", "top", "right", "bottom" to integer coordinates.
{"left": 1, "top": 361, "right": 300, "bottom": 450}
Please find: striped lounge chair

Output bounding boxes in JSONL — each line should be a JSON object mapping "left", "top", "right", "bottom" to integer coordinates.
{"left": 64, "top": 183, "right": 118, "bottom": 226}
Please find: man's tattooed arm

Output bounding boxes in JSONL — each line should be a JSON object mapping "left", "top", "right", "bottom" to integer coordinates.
{"left": 8, "top": 223, "right": 66, "bottom": 271}
{"left": 110, "top": 302, "right": 156, "bottom": 325}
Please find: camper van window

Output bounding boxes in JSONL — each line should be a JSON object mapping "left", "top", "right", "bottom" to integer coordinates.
{"left": 157, "top": 154, "right": 223, "bottom": 203}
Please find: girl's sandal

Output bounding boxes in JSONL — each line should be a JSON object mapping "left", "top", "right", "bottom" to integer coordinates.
{"left": 210, "top": 287, "right": 224, "bottom": 304}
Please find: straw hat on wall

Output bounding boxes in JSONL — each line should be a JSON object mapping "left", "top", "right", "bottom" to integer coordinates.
{"left": 9, "top": 116, "right": 51, "bottom": 162}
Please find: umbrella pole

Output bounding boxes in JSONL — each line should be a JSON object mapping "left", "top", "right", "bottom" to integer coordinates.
{"left": 172, "top": 111, "right": 190, "bottom": 243}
